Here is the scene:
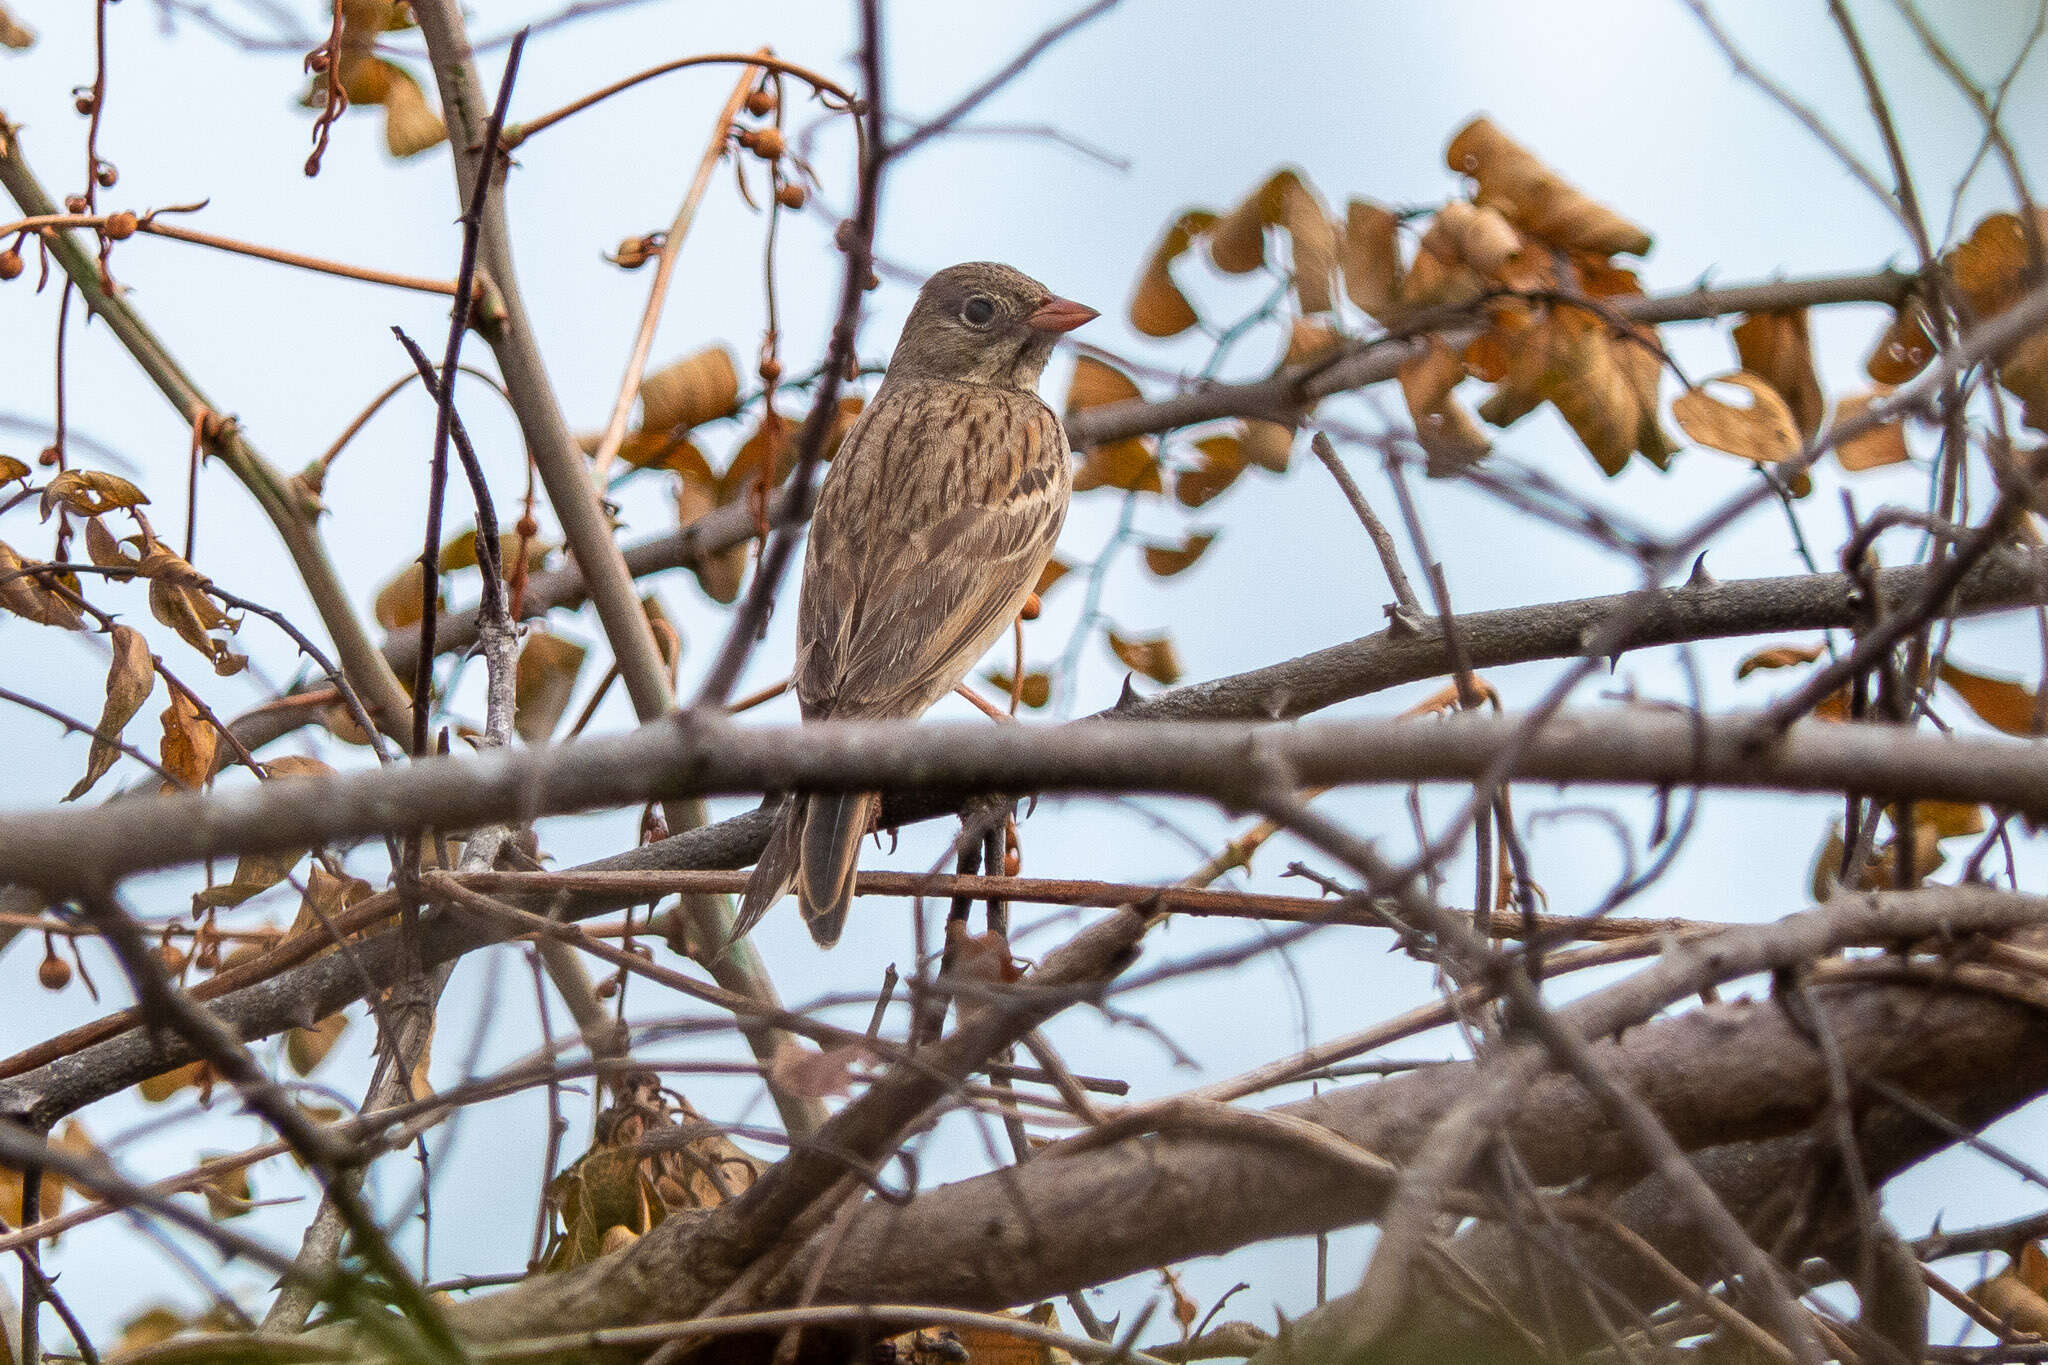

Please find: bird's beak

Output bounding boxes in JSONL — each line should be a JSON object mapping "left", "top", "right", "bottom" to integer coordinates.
{"left": 1025, "top": 295, "right": 1099, "bottom": 334}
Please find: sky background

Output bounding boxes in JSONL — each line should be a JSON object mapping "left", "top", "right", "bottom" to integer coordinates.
{"left": 2, "top": 0, "right": 2045, "bottom": 1348}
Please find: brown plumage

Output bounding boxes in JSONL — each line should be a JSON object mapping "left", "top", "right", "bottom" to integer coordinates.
{"left": 735, "top": 262, "right": 1096, "bottom": 948}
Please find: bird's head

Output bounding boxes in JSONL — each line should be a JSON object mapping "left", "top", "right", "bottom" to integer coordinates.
{"left": 886, "top": 261, "right": 1097, "bottom": 390}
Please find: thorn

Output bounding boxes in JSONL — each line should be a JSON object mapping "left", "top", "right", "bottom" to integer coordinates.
{"left": 1384, "top": 603, "right": 1427, "bottom": 638}
{"left": 1687, "top": 552, "right": 1714, "bottom": 587}
{"left": 1114, "top": 674, "right": 1140, "bottom": 711}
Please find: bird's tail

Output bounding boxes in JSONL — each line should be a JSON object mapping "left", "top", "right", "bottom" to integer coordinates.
{"left": 730, "top": 797, "right": 803, "bottom": 952}
{"left": 796, "top": 790, "right": 877, "bottom": 948}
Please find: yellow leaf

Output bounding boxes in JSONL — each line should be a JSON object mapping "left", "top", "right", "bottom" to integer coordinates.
{"left": 287, "top": 1013, "right": 350, "bottom": 1076}
{"left": 1072, "top": 439, "right": 1162, "bottom": 494}
{"left": 1941, "top": 659, "right": 2043, "bottom": 736}
{"left": 1107, "top": 629, "right": 1181, "bottom": 685}
{"left": 1736, "top": 643, "right": 1824, "bottom": 678}
{"left": 1950, "top": 210, "right": 2046, "bottom": 318}
{"left": 1733, "top": 310, "right": 1825, "bottom": 441}
{"left": 1176, "top": 434, "right": 1248, "bottom": 508}
{"left": 0, "top": 454, "right": 30, "bottom": 486}
{"left": 1399, "top": 337, "right": 1491, "bottom": 477}
{"left": 1340, "top": 199, "right": 1404, "bottom": 321}
{"left": 640, "top": 347, "right": 740, "bottom": 436}
{"left": 1129, "top": 209, "right": 1215, "bottom": 338}
{"left": 1908, "top": 800, "right": 1986, "bottom": 840}
{"left": 439, "top": 528, "right": 550, "bottom": 574}
{"left": 1973, "top": 1264, "right": 2048, "bottom": 1336}
{"left": 515, "top": 631, "right": 588, "bottom": 742}
{"left": 376, "top": 61, "right": 447, "bottom": 157}
{"left": 1143, "top": 530, "right": 1216, "bottom": 577}
{"left": 197, "top": 1158, "right": 255, "bottom": 1220}
{"left": 1672, "top": 372, "right": 1802, "bottom": 465}
{"left": 138, "top": 1059, "right": 214, "bottom": 1104}
{"left": 66, "top": 624, "right": 155, "bottom": 801}
{"left": 1446, "top": 117, "right": 1652, "bottom": 257}
{"left": 1832, "top": 389, "right": 1910, "bottom": 471}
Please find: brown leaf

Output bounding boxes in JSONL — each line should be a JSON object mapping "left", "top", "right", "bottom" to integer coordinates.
{"left": 1672, "top": 372, "right": 1803, "bottom": 465}
{"left": 0, "top": 1120, "right": 91, "bottom": 1226}
{"left": 1908, "top": 800, "right": 1987, "bottom": 840}
{"left": 40, "top": 468, "right": 149, "bottom": 519}
{"left": 197, "top": 1159, "right": 255, "bottom": 1220}
{"left": 1941, "top": 659, "right": 2043, "bottom": 736}
{"left": 1129, "top": 208, "right": 1216, "bottom": 338}
{"left": 1479, "top": 307, "right": 1667, "bottom": 476}
{"left": 66, "top": 624, "right": 155, "bottom": 801}
{"left": 289, "top": 862, "right": 374, "bottom": 943}
{"left": 192, "top": 848, "right": 306, "bottom": 911}
{"left": 1283, "top": 318, "right": 1342, "bottom": 365}
{"left": 1064, "top": 356, "right": 1142, "bottom": 413}
{"left": 286, "top": 1013, "right": 350, "bottom": 1076}
{"left": 1831, "top": 388, "right": 1910, "bottom": 471}
{"left": 1973, "top": 1263, "right": 2048, "bottom": 1336}
{"left": 1951, "top": 210, "right": 2047, "bottom": 318}
{"left": 0, "top": 454, "right": 30, "bottom": 486}
{"left": 84, "top": 516, "right": 142, "bottom": 577}
{"left": 514, "top": 631, "right": 588, "bottom": 743}
{"left": 1341, "top": 199, "right": 1404, "bottom": 321}
{"left": 1446, "top": 117, "right": 1652, "bottom": 257}
{"left": 1035, "top": 558, "right": 1071, "bottom": 596}
{"left": 721, "top": 410, "right": 795, "bottom": 500}
{"left": 439, "top": 528, "right": 550, "bottom": 574}
{"left": 0, "top": 3, "right": 34, "bottom": 47}
{"left": 1175, "top": 434, "right": 1248, "bottom": 508}
{"left": 1143, "top": 530, "right": 1216, "bottom": 577}
{"left": 946, "top": 919, "right": 1025, "bottom": 985}
{"left": 640, "top": 347, "right": 740, "bottom": 436}
{"left": 0, "top": 540, "right": 85, "bottom": 629}
{"left": 149, "top": 564, "right": 246, "bottom": 676}
{"left": 1072, "top": 439, "right": 1162, "bottom": 494}
{"left": 1736, "top": 643, "right": 1824, "bottom": 678}
{"left": 1208, "top": 169, "right": 1339, "bottom": 311}
{"left": 1240, "top": 419, "right": 1295, "bottom": 473}
{"left": 1733, "top": 310, "right": 1825, "bottom": 441}
{"left": 1419, "top": 200, "right": 1524, "bottom": 278}
{"left": 768, "top": 1041, "right": 870, "bottom": 1099}
{"left": 1865, "top": 300, "right": 1936, "bottom": 384}
{"left": 1108, "top": 628, "right": 1181, "bottom": 685}
{"left": 982, "top": 670, "right": 1052, "bottom": 710}
{"left": 374, "top": 560, "right": 432, "bottom": 630}
{"left": 138, "top": 1060, "right": 215, "bottom": 1104}
{"left": 158, "top": 687, "right": 217, "bottom": 790}
{"left": 677, "top": 475, "right": 746, "bottom": 603}
{"left": 1399, "top": 337, "right": 1492, "bottom": 477}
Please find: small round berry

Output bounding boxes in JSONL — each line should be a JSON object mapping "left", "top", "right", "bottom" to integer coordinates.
{"left": 159, "top": 941, "right": 188, "bottom": 973}
{"left": 0, "top": 250, "right": 22, "bottom": 281}
{"left": 740, "top": 127, "right": 784, "bottom": 161}
{"left": 39, "top": 949, "right": 71, "bottom": 991}
{"left": 37, "top": 446, "right": 59, "bottom": 467}
{"left": 74, "top": 93, "right": 97, "bottom": 115}
{"left": 104, "top": 211, "right": 137, "bottom": 240}
{"left": 64, "top": 194, "right": 89, "bottom": 215}
{"left": 775, "top": 181, "right": 807, "bottom": 210}
{"left": 1019, "top": 592, "right": 1042, "bottom": 622}
{"left": 745, "top": 88, "right": 776, "bottom": 117}
{"left": 95, "top": 163, "right": 118, "bottom": 189}
{"left": 758, "top": 355, "right": 783, "bottom": 384}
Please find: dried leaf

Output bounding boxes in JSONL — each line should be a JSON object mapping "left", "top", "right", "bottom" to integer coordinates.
{"left": 1208, "top": 169, "right": 1338, "bottom": 310}
{"left": 1865, "top": 300, "right": 1936, "bottom": 384}
{"left": 721, "top": 410, "right": 794, "bottom": 500}
{"left": 1479, "top": 307, "right": 1666, "bottom": 476}
{"left": 1283, "top": 317, "right": 1342, "bottom": 365}
{"left": 1035, "top": 558, "right": 1072, "bottom": 596}
{"left": 148, "top": 564, "right": 246, "bottom": 676}
{"left": 0, "top": 1120, "right": 91, "bottom": 1226}
{"left": 138, "top": 1059, "right": 214, "bottom": 1104}
{"left": 677, "top": 475, "right": 746, "bottom": 603}
{"left": 0, "top": 540, "right": 85, "bottom": 629}
{"left": 1072, "top": 439, "right": 1162, "bottom": 494}
{"left": 373, "top": 560, "right": 433, "bottom": 630}
{"left": 983, "top": 669, "right": 1052, "bottom": 709}
{"left": 1737, "top": 643, "right": 1824, "bottom": 678}
{"left": 1399, "top": 337, "right": 1492, "bottom": 476}
{"left": 1672, "top": 372, "right": 1802, "bottom": 465}
{"left": 375, "top": 61, "right": 446, "bottom": 156}
{"left": 40, "top": 468, "right": 148, "bottom": 519}
{"left": 1175, "top": 434, "right": 1249, "bottom": 508}
{"left": 1143, "top": 530, "right": 1216, "bottom": 577}
{"left": 768, "top": 1042, "right": 870, "bottom": 1099}
{"left": 66, "top": 624, "right": 155, "bottom": 801}
{"left": 192, "top": 848, "right": 306, "bottom": 911}
{"left": 952, "top": 1304, "right": 1071, "bottom": 1365}
{"left": 640, "top": 347, "right": 740, "bottom": 436}
{"left": 515, "top": 631, "right": 588, "bottom": 742}
{"left": 286, "top": 1013, "right": 350, "bottom": 1076}
{"left": 1065, "top": 356, "right": 1141, "bottom": 413}
{"left": 197, "top": 1159, "right": 255, "bottom": 1220}
{"left": 158, "top": 687, "right": 217, "bottom": 790}
{"left": 84, "top": 516, "right": 142, "bottom": 576}
{"left": 1341, "top": 199, "right": 1404, "bottom": 321}
{"left": 1940, "top": 659, "right": 2043, "bottom": 736}
{"left": 1241, "top": 419, "right": 1294, "bottom": 473}
{"left": 1832, "top": 388, "right": 1910, "bottom": 471}
{"left": 1446, "top": 116, "right": 1652, "bottom": 257}
{"left": 1733, "top": 310, "right": 1825, "bottom": 440}
{"left": 1973, "top": 1262, "right": 2048, "bottom": 1336}
{"left": 1950, "top": 210, "right": 2047, "bottom": 318}
{"left": 1108, "top": 628, "right": 1181, "bottom": 685}
{"left": 0, "top": 3, "right": 34, "bottom": 47}
{"left": 0, "top": 454, "right": 31, "bottom": 486}
{"left": 1420, "top": 200, "right": 1524, "bottom": 278}
{"left": 946, "top": 919, "right": 1025, "bottom": 985}
{"left": 1129, "top": 209, "right": 1216, "bottom": 338}
{"left": 1908, "top": 800, "right": 1987, "bottom": 840}
{"left": 439, "top": 527, "right": 550, "bottom": 574}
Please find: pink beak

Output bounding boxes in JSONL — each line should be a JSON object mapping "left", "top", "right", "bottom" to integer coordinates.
{"left": 1025, "top": 295, "right": 1099, "bottom": 334}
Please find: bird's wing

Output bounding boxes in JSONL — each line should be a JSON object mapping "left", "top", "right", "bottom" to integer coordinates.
{"left": 796, "top": 385, "right": 1069, "bottom": 720}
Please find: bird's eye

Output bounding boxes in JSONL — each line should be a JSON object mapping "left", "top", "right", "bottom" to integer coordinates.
{"left": 960, "top": 294, "right": 998, "bottom": 327}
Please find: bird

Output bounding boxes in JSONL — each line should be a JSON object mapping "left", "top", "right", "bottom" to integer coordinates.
{"left": 733, "top": 261, "right": 1097, "bottom": 949}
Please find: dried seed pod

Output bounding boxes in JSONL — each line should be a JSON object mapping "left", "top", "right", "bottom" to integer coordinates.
{"left": 758, "top": 355, "right": 783, "bottom": 384}
{"left": 775, "top": 181, "right": 807, "bottom": 210}
{"left": 0, "top": 249, "right": 22, "bottom": 281}
{"left": 65, "top": 194, "right": 89, "bottom": 214}
{"left": 740, "top": 127, "right": 785, "bottom": 161}
{"left": 39, "top": 940, "right": 71, "bottom": 991}
{"left": 103, "top": 211, "right": 137, "bottom": 240}
{"left": 159, "top": 939, "right": 188, "bottom": 973}
{"left": 37, "top": 445, "right": 59, "bottom": 466}
{"left": 515, "top": 512, "right": 540, "bottom": 540}
{"left": 74, "top": 93, "right": 96, "bottom": 115}
{"left": 94, "top": 163, "right": 117, "bottom": 188}
{"left": 1019, "top": 592, "right": 1042, "bottom": 622}
{"left": 1003, "top": 845, "right": 1022, "bottom": 877}
{"left": 745, "top": 87, "right": 776, "bottom": 117}
{"left": 307, "top": 49, "right": 330, "bottom": 73}
{"left": 595, "top": 973, "right": 621, "bottom": 1000}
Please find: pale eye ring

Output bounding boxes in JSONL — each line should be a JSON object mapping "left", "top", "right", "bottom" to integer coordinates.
{"left": 960, "top": 294, "right": 998, "bottom": 327}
